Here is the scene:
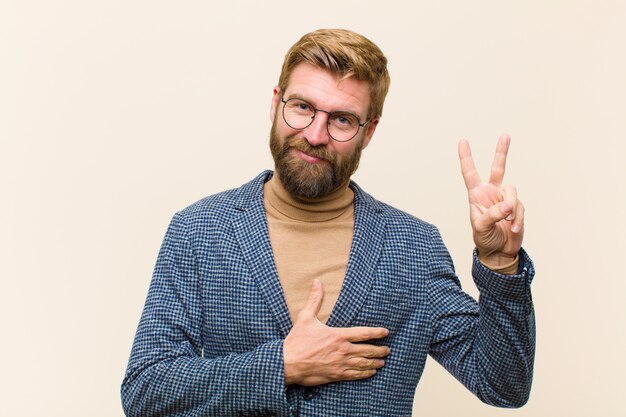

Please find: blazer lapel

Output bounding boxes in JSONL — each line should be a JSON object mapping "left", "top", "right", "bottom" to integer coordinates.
{"left": 231, "top": 172, "right": 292, "bottom": 337}
{"left": 327, "top": 183, "right": 387, "bottom": 328}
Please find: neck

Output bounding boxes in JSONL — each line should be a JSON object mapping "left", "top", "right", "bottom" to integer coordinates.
{"left": 265, "top": 172, "right": 354, "bottom": 222}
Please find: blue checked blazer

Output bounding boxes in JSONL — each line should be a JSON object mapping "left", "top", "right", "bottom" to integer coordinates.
{"left": 122, "top": 171, "right": 536, "bottom": 417}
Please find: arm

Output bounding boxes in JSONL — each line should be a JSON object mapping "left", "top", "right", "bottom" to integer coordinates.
{"left": 121, "top": 213, "right": 290, "bottom": 417}
{"left": 428, "top": 134, "right": 535, "bottom": 407}
{"left": 428, "top": 226, "right": 535, "bottom": 407}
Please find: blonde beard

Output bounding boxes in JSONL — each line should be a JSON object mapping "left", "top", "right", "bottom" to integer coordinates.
{"left": 269, "top": 121, "right": 362, "bottom": 199}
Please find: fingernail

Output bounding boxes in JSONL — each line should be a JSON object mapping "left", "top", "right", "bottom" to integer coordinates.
{"left": 506, "top": 213, "right": 514, "bottom": 221}
{"left": 512, "top": 224, "right": 520, "bottom": 233}
{"left": 312, "top": 279, "right": 321, "bottom": 289}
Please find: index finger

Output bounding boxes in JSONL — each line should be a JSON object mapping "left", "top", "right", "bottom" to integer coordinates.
{"left": 489, "top": 134, "right": 511, "bottom": 185}
{"left": 458, "top": 139, "right": 482, "bottom": 190}
{"left": 337, "top": 326, "right": 389, "bottom": 343}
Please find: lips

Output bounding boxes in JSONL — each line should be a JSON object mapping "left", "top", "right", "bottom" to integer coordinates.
{"left": 294, "top": 149, "right": 327, "bottom": 164}
{"left": 287, "top": 138, "right": 333, "bottom": 164}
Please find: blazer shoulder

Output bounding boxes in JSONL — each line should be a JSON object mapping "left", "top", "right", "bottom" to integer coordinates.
{"left": 352, "top": 181, "right": 435, "bottom": 236}
{"left": 174, "top": 171, "right": 271, "bottom": 227}
{"left": 380, "top": 200, "right": 438, "bottom": 247}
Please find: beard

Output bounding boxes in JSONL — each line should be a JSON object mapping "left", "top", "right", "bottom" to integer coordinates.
{"left": 269, "top": 121, "right": 363, "bottom": 199}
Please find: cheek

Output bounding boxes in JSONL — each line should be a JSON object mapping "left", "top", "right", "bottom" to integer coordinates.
{"left": 332, "top": 141, "right": 359, "bottom": 158}
{"left": 276, "top": 117, "right": 301, "bottom": 138}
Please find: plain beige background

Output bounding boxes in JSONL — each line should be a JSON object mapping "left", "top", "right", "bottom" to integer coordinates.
{"left": 2, "top": 1, "right": 625, "bottom": 416}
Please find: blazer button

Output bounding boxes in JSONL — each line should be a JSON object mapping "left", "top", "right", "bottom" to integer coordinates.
{"left": 302, "top": 389, "right": 316, "bottom": 400}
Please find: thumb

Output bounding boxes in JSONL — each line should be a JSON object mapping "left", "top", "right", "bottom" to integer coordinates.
{"left": 300, "top": 279, "right": 324, "bottom": 320}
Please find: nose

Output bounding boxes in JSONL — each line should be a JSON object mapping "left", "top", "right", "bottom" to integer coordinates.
{"left": 303, "top": 110, "right": 331, "bottom": 147}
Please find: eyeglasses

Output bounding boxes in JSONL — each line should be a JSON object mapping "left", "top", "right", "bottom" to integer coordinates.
{"left": 281, "top": 97, "right": 370, "bottom": 142}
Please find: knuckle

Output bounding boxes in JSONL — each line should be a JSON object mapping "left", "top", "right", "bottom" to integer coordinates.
{"left": 341, "top": 369, "right": 356, "bottom": 379}
{"left": 345, "top": 357, "right": 359, "bottom": 368}
{"left": 343, "top": 369, "right": 370, "bottom": 380}
{"left": 308, "top": 294, "right": 321, "bottom": 305}
{"left": 330, "top": 368, "right": 343, "bottom": 380}
{"left": 328, "top": 331, "right": 343, "bottom": 344}
{"left": 357, "top": 358, "right": 371, "bottom": 368}
{"left": 336, "top": 343, "right": 351, "bottom": 355}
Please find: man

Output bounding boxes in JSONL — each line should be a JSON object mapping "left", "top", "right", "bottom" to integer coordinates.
{"left": 122, "top": 29, "right": 535, "bottom": 416}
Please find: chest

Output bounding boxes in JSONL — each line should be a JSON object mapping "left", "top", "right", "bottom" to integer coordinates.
{"left": 267, "top": 219, "right": 353, "bottom": 323}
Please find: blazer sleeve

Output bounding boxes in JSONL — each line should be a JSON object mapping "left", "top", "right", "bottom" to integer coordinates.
{"left": 427, "top": 225, "right": 536, "bottom": 408}
{"left": 121, "top": 213, "right": 290, "bottom": 417}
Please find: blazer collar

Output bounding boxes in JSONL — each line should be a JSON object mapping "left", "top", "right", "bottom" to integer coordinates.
{"left": 328, "top": 179, "right": 386, "bottom": 327}
{"left": 232, "top": 171, "right": 387, "bottom": 332}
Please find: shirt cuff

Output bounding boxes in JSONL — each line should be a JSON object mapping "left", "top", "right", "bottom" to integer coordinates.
{"left": 472, "top": 247, "right": 535, "bottom": 300}
{"left": 478, "top": 253, "right": 520, "bottom": 275}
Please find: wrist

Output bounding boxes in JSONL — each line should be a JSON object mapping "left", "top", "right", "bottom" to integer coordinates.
{"left": 283, "top": 344, "right": 304, "bottom": 386}
{"left": 284, "top": 370, "right": 295, "bottom": 386}
{"left": 477, "top": 251, "right": 519, "bottom": 274}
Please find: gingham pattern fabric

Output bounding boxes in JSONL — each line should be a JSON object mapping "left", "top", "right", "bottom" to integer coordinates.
{"left": 121, "top": 171, "right": 536, "bottom": 417}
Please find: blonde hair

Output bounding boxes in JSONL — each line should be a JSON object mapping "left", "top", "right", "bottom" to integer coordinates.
{"left": 278, "top": 29, "right": 390, "bottom": 119}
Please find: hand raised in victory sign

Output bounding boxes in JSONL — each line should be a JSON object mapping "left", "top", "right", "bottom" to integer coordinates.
{"left": 458, "top": 134, "right": 524, "bottom": 268}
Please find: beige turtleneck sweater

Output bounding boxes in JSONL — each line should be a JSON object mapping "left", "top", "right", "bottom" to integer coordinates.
{"left": 263, "top": 175, "right": 354, "bottom": 324}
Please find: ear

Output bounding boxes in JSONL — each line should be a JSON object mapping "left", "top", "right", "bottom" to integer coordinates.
{"left": 361, "top": 117, "right": 380, "bottom": 150}
{"left": 270, "top": 86, "right": 281, "bottom": 122}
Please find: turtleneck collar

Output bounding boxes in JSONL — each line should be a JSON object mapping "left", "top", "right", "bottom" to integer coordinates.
{"left": 264, "top": 172, "right": 354, "bottom": 222}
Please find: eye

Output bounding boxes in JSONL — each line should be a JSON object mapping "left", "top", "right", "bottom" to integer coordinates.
{"left": 331, "top": 113, "right": 357, "bottom": 129}
{"left": 287, "top": 99, "right": 313, "bottom": 114}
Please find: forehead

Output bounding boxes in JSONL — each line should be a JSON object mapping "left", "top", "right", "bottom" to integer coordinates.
{"left": 284, "top": 62, "right": 371, "bottom": 115}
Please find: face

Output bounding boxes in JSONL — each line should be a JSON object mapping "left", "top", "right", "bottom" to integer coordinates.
{"left": 269, "top": 63, "right": 379, "bottom": 199}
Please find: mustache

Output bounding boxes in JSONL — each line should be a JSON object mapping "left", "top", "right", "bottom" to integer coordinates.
{"left": 284, "top": 136, "right": 335, "bottom": 162}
